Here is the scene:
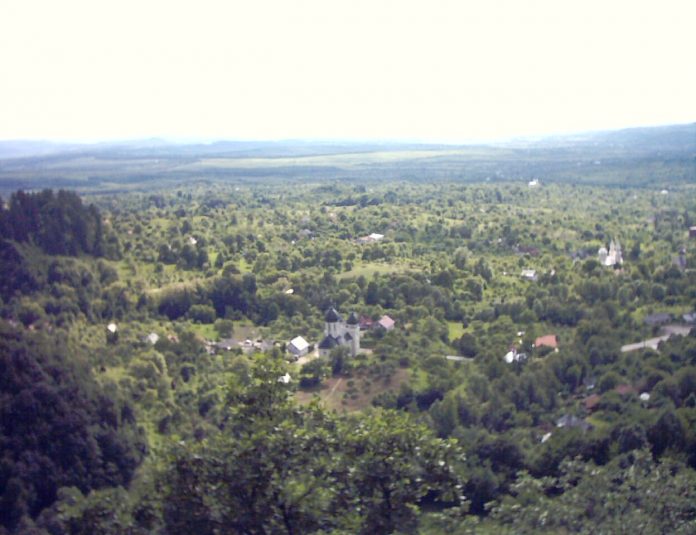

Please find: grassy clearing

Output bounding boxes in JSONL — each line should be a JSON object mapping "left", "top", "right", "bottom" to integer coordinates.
{"left": 188, "top": 322, "right": 218, "bottom": 339}
{"left": 336, "top": 261, "right": 409, "bottom": 280}
{"left": 447, "top": 321, "right": 465, "bottom": 341}
{"left": 296, "top": 368, "right": 410, "bottom": 413}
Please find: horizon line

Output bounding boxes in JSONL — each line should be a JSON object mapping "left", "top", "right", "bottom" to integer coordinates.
{"left": 0, "top": 120, "right": 694, "bottom": 147}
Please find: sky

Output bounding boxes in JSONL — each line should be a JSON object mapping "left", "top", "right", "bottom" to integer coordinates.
{"left": 1, "top": 0, "right": 695, "bottom": 142}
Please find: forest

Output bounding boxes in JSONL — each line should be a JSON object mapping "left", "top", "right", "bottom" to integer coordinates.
{"left": 1, "top": 124, "right": 695, "bottom": 534}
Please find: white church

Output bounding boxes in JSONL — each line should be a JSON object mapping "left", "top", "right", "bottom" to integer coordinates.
{"left": 318, "top": 308, "right": 360, "bottom": 357}
{"left": 598, "top": 238, "right": 623, "bottom": 267}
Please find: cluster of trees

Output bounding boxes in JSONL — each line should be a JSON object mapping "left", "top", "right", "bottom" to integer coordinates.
{"left": 0, "top": 190, "right": 112, "bottom": 257}
{"left": 0, "top": 324, "right": 146, "bottom": 532}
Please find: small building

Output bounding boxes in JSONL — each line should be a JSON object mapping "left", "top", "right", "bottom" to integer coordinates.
{"left": 520, "top": 269, "right": 537, "bottom": 281}
{"left": 376, "top": 315, "right": 395, "bottom": 331}
{"left": 584, "top": 394, "right": 601, "bottom": 412}
{"left": 690, "top": 226, "right": 696, "bottom": 238}
{"left": 644, "top": 313, "right": 671, "bottom": 326}
{"left": 614, "top": 384, "right": 636, "bottom": 396}
{"left": 287, "top": 336, "right": 310, "bottom": 358}
{"left": 503, "top": 347, "right": 527, "bottom": 364}
{"left": 145, "top": 332, "right": 160, "bottom": 345}
{"left": 556, "top": 414, "right": 592, "bottom": 432}
{"left": 106, "top": 323, "right": 118, "bottom": 343}
{"left": 683, "top": 312, "right": 696, "bottom": 324}
{"left": 534, "top": 334, "right": 558, "bottom": 350}
{"left": 357, "top": 233, "right": 384, "bottom": 244}
{"left": 358, "top": 315, "right": 374, "bottom": 330}
{"left": 216, "top": 338, "right": 236, "bottom": 351}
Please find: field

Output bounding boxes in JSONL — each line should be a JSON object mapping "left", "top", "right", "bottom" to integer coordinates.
{"left": 296, "top": 367, "right": 410, "bottom": 412}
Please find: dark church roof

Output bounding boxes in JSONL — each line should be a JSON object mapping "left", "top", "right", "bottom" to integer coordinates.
{"left": 325, "top": 307, "right": 341, "bottom": 323}
{"left": 318, "top": 335, "right": 340, "bottom": 349}
{"left": 346, "top": 311, "right": 360, "bottom": 325}
{"left": 344, "top": 332, "right": 353, "bottom": 341}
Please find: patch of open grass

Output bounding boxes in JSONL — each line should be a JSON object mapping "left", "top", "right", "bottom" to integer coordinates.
{"left": 447, "top": 321, "right": 465, "bottom": 341}
{"left": 188, "top": 322, "right": 218, "bottom": 340}
{"left": 336, "top": 261, "right": 409, "bottom": 280}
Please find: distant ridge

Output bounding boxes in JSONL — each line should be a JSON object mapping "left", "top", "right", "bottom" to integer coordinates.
{"left": 1, "top": 122, "right": 693, "bottom": 160}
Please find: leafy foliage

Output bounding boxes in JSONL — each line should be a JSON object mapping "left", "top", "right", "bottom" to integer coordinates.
{"left": 0, "top": 324, "right": 145, "bottom": 531}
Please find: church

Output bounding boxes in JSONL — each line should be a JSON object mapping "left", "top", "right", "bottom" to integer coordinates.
{"left": 598, "top": 238, "right": 623, "bottom": 267}
{"left": 318, "top": 308, "right": 361, "bottom": 357}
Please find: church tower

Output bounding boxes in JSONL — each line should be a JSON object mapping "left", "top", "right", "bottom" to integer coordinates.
{"left": 345, "top": 311, "right": 360, "bottom": 357}
{"left": 324, "top": 307, "right": 342, "bottom": 338}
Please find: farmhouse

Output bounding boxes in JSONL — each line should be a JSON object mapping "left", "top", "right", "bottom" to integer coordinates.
{"left": 534, "top": 334, "right": 558, "bottom": 350}
{"left": 376, "top": 314, "right": 395, "bottom": 331}
{"left": 357, "top": 233, "right": 384, "bottom": 244}
{"left": 521, "top": 269, "right": 537, "bottom": 281}
{"left": 287, "top": 336, "right": 309, "bottom": 357}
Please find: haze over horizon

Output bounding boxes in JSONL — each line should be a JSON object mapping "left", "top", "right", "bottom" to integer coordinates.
{"left": 1, "top": 0, "right": 695, "bottom": 143}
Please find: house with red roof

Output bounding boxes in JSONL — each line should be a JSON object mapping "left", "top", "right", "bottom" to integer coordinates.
{"left": 534, "top": 334, "right": 558, "bottom": 350}
{"left": 376, "top": 315, "right": 395, "bottom": 331}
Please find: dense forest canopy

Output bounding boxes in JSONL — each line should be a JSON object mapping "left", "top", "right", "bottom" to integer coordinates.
{"left": 0, "top": 124, "right": 695, "bottom": 533}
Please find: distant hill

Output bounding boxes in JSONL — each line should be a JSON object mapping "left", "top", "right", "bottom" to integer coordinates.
{"left": 520, "top": 123, "right": 696, "bottom": 153}
{"left": 0, "top": 123, "right": 693, "bottom": 192}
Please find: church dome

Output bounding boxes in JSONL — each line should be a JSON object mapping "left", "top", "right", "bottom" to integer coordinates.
{"left": 346, "top": 311, "right": 359, "bottom": 325}
{"left": 325, "top": 308, "right": 341, "bottom": 322}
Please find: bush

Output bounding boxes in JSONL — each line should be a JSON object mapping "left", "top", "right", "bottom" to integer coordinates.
{"left": 188, "top": 304, "right": 216, "bottom": 324}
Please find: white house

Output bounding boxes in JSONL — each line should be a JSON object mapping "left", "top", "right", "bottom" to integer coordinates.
{"left": 145, "top": 332, "right": 160, "bottom": 345}
{"left": 287, "top": 336, "right": 310, "bottom": 357}
{"left": 521, "top": 269, "right": 537, "bottom": 281}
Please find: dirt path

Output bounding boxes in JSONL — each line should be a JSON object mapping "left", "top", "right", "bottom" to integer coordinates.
{"left": 296, "top": 348, "right": 319, "bottom": 366}
{"left": 621, "top": 324, "right": 693, "bottom": 353}
{"left": 328, "top": 377, "right": 343, "bottom": 397}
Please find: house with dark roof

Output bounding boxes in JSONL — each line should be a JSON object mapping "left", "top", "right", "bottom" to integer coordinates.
{"left": 358, "top": 315, "right": 374, "bottom": 330}
{"left": 644, "top": 313, "right": 671, "bottom": 326}
{"left": 318, "top": 308, "right": 361, "bottom": 357}
{"left": 556, "top": 414, "right": 593, "bottom": 432}
{"left": 584, "top": 394, "right": 601, "bottom": 412}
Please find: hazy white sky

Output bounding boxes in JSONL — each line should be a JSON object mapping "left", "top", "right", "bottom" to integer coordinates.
{"left": 1, "top": 0, "right": 694, "bottom": 142}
